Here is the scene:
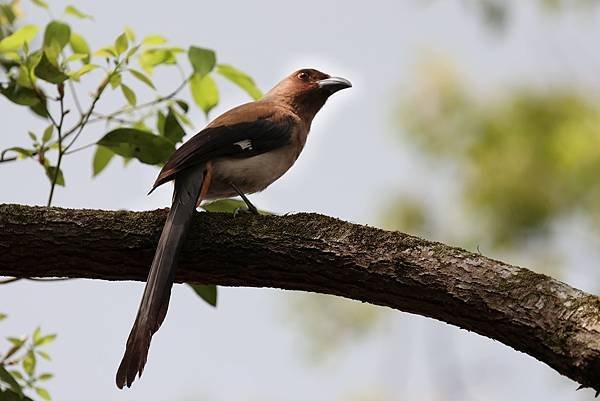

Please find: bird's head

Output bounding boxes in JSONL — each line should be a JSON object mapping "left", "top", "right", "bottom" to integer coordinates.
{"left": 265, "top": 68, "right": 351, "bottom": 121}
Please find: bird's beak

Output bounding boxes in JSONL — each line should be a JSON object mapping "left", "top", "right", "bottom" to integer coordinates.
{"left": 318, "top": 76, "right": 352, "bottom": 94}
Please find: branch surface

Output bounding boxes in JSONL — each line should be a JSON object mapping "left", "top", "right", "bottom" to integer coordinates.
{"left": 0, "top": 204, "right": 598, "bottom": 393}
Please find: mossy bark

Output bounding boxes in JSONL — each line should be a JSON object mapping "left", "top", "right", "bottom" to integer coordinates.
{"left": 0, "top": 204, "right": 598, "bottom": 393}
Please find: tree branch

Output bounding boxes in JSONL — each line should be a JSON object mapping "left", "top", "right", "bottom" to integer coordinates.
{"left": 0, "top": 204, "right": 598, "bottom": 394}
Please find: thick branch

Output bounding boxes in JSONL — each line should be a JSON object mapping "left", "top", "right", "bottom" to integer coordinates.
{"left": 0, "top": 204, "right": 598, "bottom": 393}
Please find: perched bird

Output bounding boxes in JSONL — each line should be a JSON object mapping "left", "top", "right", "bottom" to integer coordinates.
{"left": 116, "top": 68, "right": 352, "bottom": 388}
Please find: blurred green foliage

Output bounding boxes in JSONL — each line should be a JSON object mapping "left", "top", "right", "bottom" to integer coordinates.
{"left": 0, "top": 314, "right": 56, "bottom": 401}
{"left": 464, "top": 0, "right": 599, "bottom": 30}
{"left": 393, "top": 59, "right": 600, "bottom": 248}
{"left": 286, "top": 293, "right": 384, "bottom": 362}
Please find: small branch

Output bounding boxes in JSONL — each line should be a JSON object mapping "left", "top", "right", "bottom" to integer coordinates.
{"left": 68, "top": 79, "right": 84, "bottom": 116}
{"left": 88, "top": 111, "right": 134, "bottom": 125}
{"left": 0, "top": 204, "right": 598, "bottom": 395}
{"left": 94, "top": 75, "right": 190, "bottom": 123}
{"left": 63, "top": 142, "right": 95, "bottom": 155}
{"left": 62, "top": 79, "right": 108, "bottom": 152}
{"left": 0, "top": 154, "right": 17, "bottom": 163}
{"left": 46, "top": 84, "right": 67, "bottom": 207}
{"left": 24, "top": 65, "right": 60, "bottom": 129}
{"left": 62, "top": 61, "right": 126, "bottom": 152}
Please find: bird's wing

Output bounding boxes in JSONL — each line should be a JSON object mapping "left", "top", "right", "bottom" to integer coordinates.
{"left": 150, "top": 102, "right": 294, "bottom": 192}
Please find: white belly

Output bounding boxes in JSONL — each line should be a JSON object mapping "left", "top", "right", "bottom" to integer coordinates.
{"left": 206, "top": 146, "right": 298, "bottom": 199}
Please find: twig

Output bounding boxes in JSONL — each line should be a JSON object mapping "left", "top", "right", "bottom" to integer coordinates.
{"left": 89, "top": 111, "right": 133, "bottom": 125}
{"left": 97, "top": 75, "right": 190, "bottom": 122}
{"left": 0, "top": 155, "right": 18, "bottom": 163}
{"left": 68, "top": 79, "right": 84, "bottom": 116}
{"left": 63, "top": 142, "right": 95, "bottom": 155}
{"left": 47, "top": 84, "right": 67, "bottom": 207}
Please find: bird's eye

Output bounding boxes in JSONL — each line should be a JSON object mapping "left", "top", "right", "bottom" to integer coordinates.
{"left": 297, "top": 72, "right": 309, "bottom": 81}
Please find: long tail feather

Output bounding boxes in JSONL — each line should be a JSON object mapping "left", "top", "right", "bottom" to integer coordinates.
{"left": 116, "top": 165, "right": 206, "bottom": 388}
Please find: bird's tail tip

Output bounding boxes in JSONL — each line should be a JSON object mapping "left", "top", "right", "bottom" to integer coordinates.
{"left": 115, "top": 323, "right": 151, "bottom": 389}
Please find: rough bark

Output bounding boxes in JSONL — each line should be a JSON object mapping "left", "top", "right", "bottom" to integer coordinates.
{"left": 0, "top": 204, "right": 599, "bottom": 393}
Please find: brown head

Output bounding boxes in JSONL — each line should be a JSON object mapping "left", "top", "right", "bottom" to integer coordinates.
{"left": 264, "top": 68, "right": 352, "bottom": 122}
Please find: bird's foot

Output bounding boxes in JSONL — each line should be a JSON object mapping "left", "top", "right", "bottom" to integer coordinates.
{"left": 233, "top": 206, "right": 259, "bottom": 217}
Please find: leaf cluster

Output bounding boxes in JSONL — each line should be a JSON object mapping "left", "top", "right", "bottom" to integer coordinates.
{"left": 395, "top": 60, "right": 600, "bottom": 247}
{"left": 0, "top": 314, "right": 55, "bottom": 401}
{"left": 0, "top": 0, "right": 262, "bottom": 204}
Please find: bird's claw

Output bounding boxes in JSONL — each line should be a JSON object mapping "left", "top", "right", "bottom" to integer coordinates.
{"left": 233, "top": 206, "right": 259, "bottom": 217}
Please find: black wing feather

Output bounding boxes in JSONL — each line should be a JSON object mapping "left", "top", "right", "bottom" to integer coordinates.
{"left": 150, "top": 115, "right": 293, "bottom": 192}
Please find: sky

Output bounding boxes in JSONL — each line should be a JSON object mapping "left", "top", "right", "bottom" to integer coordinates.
{"left": 1, "top": 1, "right": 599, "bottom": 400}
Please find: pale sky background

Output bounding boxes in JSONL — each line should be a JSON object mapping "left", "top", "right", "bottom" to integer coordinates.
{"left": 1, "top": 1, "right": 599, "bottom": 400}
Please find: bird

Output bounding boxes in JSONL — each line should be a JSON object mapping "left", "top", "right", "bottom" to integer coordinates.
{"left": 116, "top": 68, "right": 352, "bottom": 388}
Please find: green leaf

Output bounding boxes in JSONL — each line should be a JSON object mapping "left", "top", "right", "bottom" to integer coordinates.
{"left": 124, "top": 44, "right": 140, "bottom": 60}
{"left": 16, "top": 65, "right": 34, "bottom": 88}
{"left": 35, "top": 334, "right": 56, "bottom": 346}
{"left": 0, "top": 82, "right": 40, "bottom": 106}
{"left": 0, "top": 25, "right": 39, "bottom": 53}
{"left": 92, "top": 145, "right": 114, "bottom": 176}
{"left": 28, "top": 132, "right": 38, "bottom": 142}
{"left": 156, "top": 111, "right": 166, "bottom": 136}
{"left": 121, "top": 84, "right": 136, "bottom": 106}
{"left": 9, "top": 371, "right": 23, "bottom": 381}
{"left": 97, "top": 128, "right": 175, "bottom": 165}
{"left": 109, "top": 73, "right": 121, "bottom": 89}
{"left": 189, "top": 73, "right": 219, "bottom": 115}
{"left": 23, "top": 350, "right": 36, "bottom": 376}
{"left": 189, "top": 284, "right": 217, "bottom": 307}
{"left": 0, "top": 313, "right": 6, "bottom": 321}
{"left": 124, "top": 27, "right": 136, "bottom": 42}
{"left": 114, "top": 32, "right": 128, "bottom": 55}
{"left": 188, "top": 46, "right": 216, "bottom": 78}
{"left": 0, "top": 366, "right": 23, "bottom": 398}
{"left": 0, "top": 3, "right": 17, "bottom": 24}
{"left": 66, "top": 53, "right": 88, "bottom": 63}
{"left": 7, "top": 337, "right": 26, "bottom": 347}
{"left": 94, "top": 46, "right": 116, "bottom": 58}
{"left": 139, "top": 48, "right": 177, "bottom": 74}
{"left": 45, "top": 166, "right": 65, "bottom": 186}
{"left": 201, "top": 199, "right": 247, "bottom": 213}
{"left": 43, "top": 21, "right": 71, "bottom": 50}
{"left": 163, "top": 109, "right": 185, "bottom": 144}
{"left": 64, "top": 5, "right": 92, "bottom": 19}
{"left": 36, "top": 351, "right": 51, "bottom": 361}
{"left": 30, "top": 0, "right": 48, "bottom": 8}
{"left": 142, "top": 35, "right": 167, "bottom": 46}
{"left": 42, "top": 125, "right": 53, "bottom": 143}
{"left": 201, "top": 199, "right": 271, "bottom": 215}
{"left": 43, "top": 39, "right": 62, "bottom": 66}
{"left": 34, "top": 53, "right": 68, "bottom": 84}
{"left": 30, "top": 101, "right": 49, "bottom": 118}
{"left": 69, "top": 64, "right": 97, "bottom": 81}
{"left": 3, "top": 343, "right": 22, "bottom": 361}
{"left": 37, "top": 373, "right": 53, "bottom": 382}
{"left": 217, "top": 64, "right": 262, "bottom": 100}
{"left": 128, "top": 69, "right": 155, "bottom": 89}
{"left": 171, "top": 108, "right": 192, "bottom": 127}
{"left": 33, "top": 327, "right": 42, "bottom": 344}
{"left": 175, "top": 99, "right": 189, "bottom": 113}
{"left": 69, "top": 32, "right": 90, "bottom": 63}
{"left": 35, "top": 387, "right": 51, "bottom": 401}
